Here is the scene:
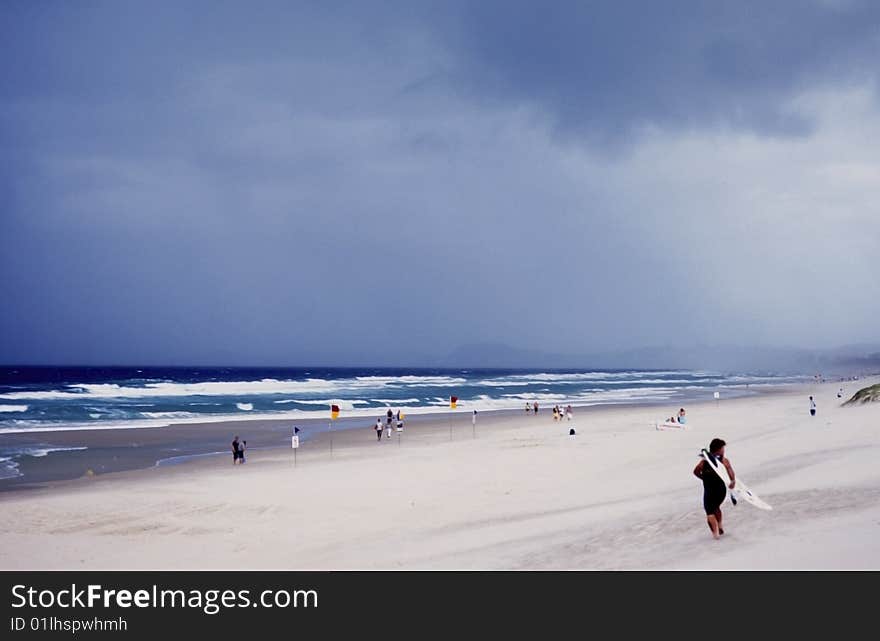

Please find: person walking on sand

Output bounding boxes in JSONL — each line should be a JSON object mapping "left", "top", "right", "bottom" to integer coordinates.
{"left": 525, "top": 402, "right": 531, "bottom": 414}
{"left": 375, "top": 418, "right": 383, "bottom": 442}
{"left": 809, "top": 396, "right": 817, "bottom": 417}
{"left": 565, "top": 404, "right": 573, "bottom": 421}
{"left": 231, "top": 435, "right": 241, "bottom": 465}
{"left": 239, "top": 440, "right": 247, "bottom": 464}
{"left": 553, "top": 406, "right": 559, "bottom": 421}
{"left": 693, "top": 438, "right": 736, "bottom": 540}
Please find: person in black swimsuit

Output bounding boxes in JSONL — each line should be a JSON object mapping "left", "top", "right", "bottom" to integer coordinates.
{"left": 693, "top": 438, "right": 736, "bottom": 540}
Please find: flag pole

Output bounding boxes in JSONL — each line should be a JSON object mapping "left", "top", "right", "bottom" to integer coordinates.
{"left": 472, "top": 410, "right": 476, "bottom": 439}
{"left": 449, "top": 396, "right": 457, "bottom": 441}
{"left": 329, "top": 405, "right": 340, "bottom": 458}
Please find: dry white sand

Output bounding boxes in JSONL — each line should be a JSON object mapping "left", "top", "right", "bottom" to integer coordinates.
{"left": 2, "top": 377, "right": 878, "bottom": 570}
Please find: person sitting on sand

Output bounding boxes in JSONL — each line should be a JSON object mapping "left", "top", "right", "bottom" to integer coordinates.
{"left": 677, "top": 408, "right": 686, "bottom": 424}
{"left": 693, "top": 438, "right": 736, "bottom": 540}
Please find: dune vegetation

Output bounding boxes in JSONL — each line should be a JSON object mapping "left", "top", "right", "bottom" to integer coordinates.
{"left": 844, "top": 384, "right": 880, "bottom": 405}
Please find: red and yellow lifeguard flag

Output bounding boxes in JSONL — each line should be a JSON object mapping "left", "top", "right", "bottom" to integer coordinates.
{"left": 330, "top": 404, "right": 340, "bottom": 420}
{"left": 450, "top": 396, "right": 458, "bottom": 409}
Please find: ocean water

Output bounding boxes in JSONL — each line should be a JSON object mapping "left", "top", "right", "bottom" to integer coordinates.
{"left": 0, "top": 366, "right": 807, "bottom": 435}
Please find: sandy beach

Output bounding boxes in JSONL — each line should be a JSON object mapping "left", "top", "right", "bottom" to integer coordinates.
{"left": 1, "top": 377, "right": 878, "bottom": 570}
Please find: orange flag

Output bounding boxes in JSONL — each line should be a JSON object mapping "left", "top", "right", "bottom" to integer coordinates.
{"left": 450, "top": 396, "right": 458, "bottom": 409}
{"left": 330, "top": 404, "right": 340, "bottom": 420}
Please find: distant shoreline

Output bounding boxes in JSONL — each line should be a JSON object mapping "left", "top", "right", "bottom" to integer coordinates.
{"left": 0, "top": 379, "right": 815, "bottom": 493}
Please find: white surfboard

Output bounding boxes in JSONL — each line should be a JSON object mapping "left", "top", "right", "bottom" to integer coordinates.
{"left": 700, "top": 449, "right": 772, "bottom": 511}
{"left": 655, "top": 420, "right": 686, "bottom": 431}
{"left": 729, "top": 478, "right": 772, "bottom": 511}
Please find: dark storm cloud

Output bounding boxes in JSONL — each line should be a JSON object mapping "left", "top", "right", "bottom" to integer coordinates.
{"left": 436, "top": 0, "right": 880, "bottom": 144}
{"left": 0, "top": 1, "right": 878, "bottom": 366}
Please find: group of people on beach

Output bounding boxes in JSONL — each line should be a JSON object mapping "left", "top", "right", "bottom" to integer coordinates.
{"left": 524, "top": 401, "right": 573, "bottom": 421}
{"left": 375, "top": 409, "right": 404, "bottom": 441}
{"left": 553, "top": 405, "right": 573, "bottom": 421}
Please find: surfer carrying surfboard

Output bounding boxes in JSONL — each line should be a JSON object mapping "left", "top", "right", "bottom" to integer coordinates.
{"left": 693, "top": 438, "right": 736, "bottom": 540}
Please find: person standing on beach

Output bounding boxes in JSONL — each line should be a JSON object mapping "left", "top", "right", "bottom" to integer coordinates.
{"left": 809, "top": 396, "right": 817, "bottom": 416}
{"left": 231, "top": 436, "right": 241, "bottom": 465}
{"left": 240, "top": 440, "right": 247, "bottom": 464}
{"left": 375, "top": 419, "right": 383, "bottom": 442}
{"left": 693, "top": 438, "right": 736, "bottom": 540}
{"left": 565, "top": 404, "right": 573, "bottom": 421}
{"left": 525, "top": 402, "right": 531, "bottom": 414}
{"left": 533, "top": 401, "right": 539, "bottom": 414}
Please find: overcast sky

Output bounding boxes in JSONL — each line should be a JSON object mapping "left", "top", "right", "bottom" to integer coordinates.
{"left": 1, "top": 1, "right": 878, "bottom": 366}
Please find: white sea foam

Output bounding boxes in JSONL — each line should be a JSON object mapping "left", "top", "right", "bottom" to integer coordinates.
{"left": 474, "top": 381, "right": 531, "bottom": 387}
{"left": 0, "top": 457, "right": 21, "bottom": 479}
{"left": 0, "top": 378, "right": 343, "bottom": 400}
{"left": 27, "top": 446, "right": 88, "bottom": 458}
{"left": 140, "top": 411, "right": 199, "bottom": 419}
{"left": 0, "top": 375, "right": 472, "bottom": 401}
{"left": 0, "top": 405, "right": 28, "bottom": 412}
{"left": 354, "top": 376, "right": 467, "bottom": 386}
{"left": 236, "top": 403, "right": 254, "bottom": 411}
{"left": 0, "top": 446, "right": 87, "bottom": 479}
{"left": 290, "top": 399, "right": 370, "bottom": 408}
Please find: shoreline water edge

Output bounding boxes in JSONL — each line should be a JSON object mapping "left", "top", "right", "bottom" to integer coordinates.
{"left": 0, "top": 366, "right": 870, "bottom": 492}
